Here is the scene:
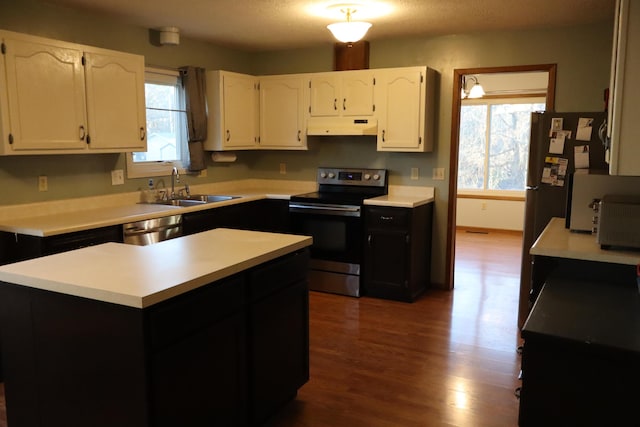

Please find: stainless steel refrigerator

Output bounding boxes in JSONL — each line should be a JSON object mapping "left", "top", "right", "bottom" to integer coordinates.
{"left": 517, "top": 111, "right": 608, "bottom": 329}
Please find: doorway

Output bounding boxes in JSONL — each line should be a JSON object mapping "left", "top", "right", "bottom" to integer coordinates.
{"left": 445, "top": 64, "right": 557, "bottom": 290}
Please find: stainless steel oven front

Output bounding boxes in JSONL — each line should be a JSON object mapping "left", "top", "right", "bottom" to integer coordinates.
{"left": 289, "top": 167, "right": 387, "bottom": 297}
{"left": 289, "top": 202, "right": 364, "bottom": 296}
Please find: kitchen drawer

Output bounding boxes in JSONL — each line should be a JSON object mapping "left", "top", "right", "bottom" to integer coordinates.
{"left": 147, "top": 275, "right": 244, "bottom": 350}
{"left": 365, "top": 206, "right": 410, "bottom": 229}
{"left": 249, "top": 249, "right": 309, "bottom": 302}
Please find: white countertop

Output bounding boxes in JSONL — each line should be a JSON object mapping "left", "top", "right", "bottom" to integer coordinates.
{"left": 364, "top": 185, "right": 435, "bottom": 208}
{"left": 0, "top": 228, "right": 312, "bottom": 308}
{"left": 531, "top": 217, "right": 640, "bottom": 265}
{"left": 0, "top": 179, "right": 435, "bottom": 237}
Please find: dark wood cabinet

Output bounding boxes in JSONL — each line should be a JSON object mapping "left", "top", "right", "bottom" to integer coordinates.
{"left": 248, "top": 250, "right": 309, "bottom": 425}
{"left": 363, "top": 203, "right": 433, "bottom": 301}
{"left": 0, "top": 249, "right": 310, "bottom": 427}
{"left": 519, "top": 278, "right": 640, "bottom": 426}
{"left": 182, "top": 199, "right": 290, "bottom": 236}
{"left": 3, "top": 224, "right": 123, "bottom": 263}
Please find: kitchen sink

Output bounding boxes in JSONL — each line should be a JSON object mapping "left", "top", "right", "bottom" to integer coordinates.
{"left": 152, "top": 194, "right": 240, "bottom": 207}
{"left": 184, "top": 194, "right": 240, "bottom": 203}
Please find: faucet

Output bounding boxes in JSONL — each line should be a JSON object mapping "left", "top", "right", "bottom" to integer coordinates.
{"left": 170, "top": 167, "right": 180, "bottom": 199}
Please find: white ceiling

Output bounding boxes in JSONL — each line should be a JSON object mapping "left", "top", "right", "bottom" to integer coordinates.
{"left": 42, "top": 0, "right": 615, "bottom": 52}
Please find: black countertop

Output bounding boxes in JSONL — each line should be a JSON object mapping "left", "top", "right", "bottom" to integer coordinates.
{"left": 522, "top": 277, "right": 640, "bottom": 353}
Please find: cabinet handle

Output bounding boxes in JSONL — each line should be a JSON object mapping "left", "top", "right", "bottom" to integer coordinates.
{"left": 139, "top": 127, "right": 145, "bottom": 141}
{"left": 297, "top": 130, "right": 301, "bottom": 141}
{"left": 380, "top": 215, "right": 393, "bottom": 221}
{"left": 79, "top": 125, "right": 85, "bottom": 141}
{"left": 382, "top": 129, "right": 386, "bottom": 142}
{"left": 343, "top": 98, "right": 346, "bottom": 111}
{"left": 367, "top": 234, "right": 372, "bottom": 246}
{"left": 334, "top": 98, "right": 337, "bottom": 110}
{"left": 226, "top": 130, "right": 231, "bottom": 141}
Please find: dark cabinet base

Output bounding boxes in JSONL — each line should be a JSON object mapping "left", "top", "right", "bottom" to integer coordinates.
{"left": 363, "top": 203, "right": 433, "bottom": 302}
{"left": 0, "top": 249, "right": 309, "bottom": 427}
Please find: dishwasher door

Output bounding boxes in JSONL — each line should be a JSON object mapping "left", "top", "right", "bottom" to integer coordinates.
{"left": 123, "top": 215, "right": 183, "bottom": 246}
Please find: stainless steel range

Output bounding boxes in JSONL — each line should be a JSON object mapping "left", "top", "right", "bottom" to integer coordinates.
{"left": 289, "top": 167, "right": 388, "bottom": 297}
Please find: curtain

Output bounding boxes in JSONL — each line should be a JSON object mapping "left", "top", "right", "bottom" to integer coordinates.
{"left": 179, "top": 66, "right": 207, "bottom": 171}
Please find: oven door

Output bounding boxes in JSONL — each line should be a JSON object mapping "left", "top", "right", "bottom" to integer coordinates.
{"left": 288, "top": 202, "right": 362, "bottom": 264}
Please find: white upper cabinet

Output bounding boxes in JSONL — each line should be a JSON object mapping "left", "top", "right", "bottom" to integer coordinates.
{"left": 376, "top": 66, "right": 436, "bottom": 152}
{"left": 84, "top": 50, "right": 146, "bottom": 151}
{"left": 205, "top": 70, "right": 259, "bottom": 150}
{"left": 607, "top": 0, "right": 640, "bottom": 175}
{"left": 309, "top": 70, "right": 375, "bottom": 117}
{"left": 259, "top": 75, "right": 307, "bottom": 150}
{"left": 0, "top": 30, "right": 146, "bottom": 155}
{"left": 2, "top": 36, "right": 87, "bottom": 151}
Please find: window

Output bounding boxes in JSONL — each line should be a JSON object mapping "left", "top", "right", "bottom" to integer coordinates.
{"left": 126, "top": 68, "right": 188, "bottom": 178}
{"left": 457, "top": 98, "right": 545, "bottom": 194}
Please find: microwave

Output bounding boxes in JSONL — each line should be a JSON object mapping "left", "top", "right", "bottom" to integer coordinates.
{"left": 597, "top": 194, "right": 640, "bottom": 250}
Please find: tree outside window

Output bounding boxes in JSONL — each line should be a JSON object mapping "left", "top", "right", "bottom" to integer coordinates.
{"left": 458, "top": 99, "right": 545, "bottom": 193}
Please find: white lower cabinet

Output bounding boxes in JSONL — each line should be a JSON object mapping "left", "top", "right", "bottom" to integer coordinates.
{"left": 0, "top": 30, "right": 146, "bottom": 155}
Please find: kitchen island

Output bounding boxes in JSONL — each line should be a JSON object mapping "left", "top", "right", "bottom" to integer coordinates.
{"left": 0, "top": 228, "right": 312, "bottom": 427}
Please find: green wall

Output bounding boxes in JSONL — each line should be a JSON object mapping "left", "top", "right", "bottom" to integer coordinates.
{"left": 0, "top": 0, "right": 615, "bottom": 287}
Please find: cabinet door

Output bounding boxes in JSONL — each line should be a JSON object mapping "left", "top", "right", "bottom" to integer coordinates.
{"left": 250, "top": 280, "right": 309, "bottom": 424}
{"left": 222, "top": 72, "right": 259, "bottom": 149}
{"left": 204, "top": 71, "right": 258, "bottom": 151}
{"left": 259, "top": 76, "right": 306, "bottom": 149}
{"left": 376, "top": 68, "right": 423, "bottom": 151}
{"left": 84, "top": 50, "right": 146, "bottom": 151}
{"left": 309, "top": 73, "right": 340, "bottom": 117}
{"left": 364, "top": 228, "right": 410, "bottom": 296}
{"left": 341, "top": 70, "right": 375, "bottom": 116}
{"left": 3, "top": 36, "right": 87, "bottom": 150}
{"left": 608, "top": 0, "right": 640, "bottom": 175}
{"left": 151, "top": 312, "right": 246, "bottom": 427}
{"left": 309, "top": 71, "right": 374, "bottom": 117}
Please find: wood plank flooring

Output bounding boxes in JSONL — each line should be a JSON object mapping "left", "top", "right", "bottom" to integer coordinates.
{"left": 0, "top": 229, "right": 523, "bottom": 427}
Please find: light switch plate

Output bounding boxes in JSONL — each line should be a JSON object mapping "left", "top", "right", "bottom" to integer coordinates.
{"left": 432, "top": 167, "right": 445, "bottom": 180}
{"left": 111, "top": 169, "right": 124, "bottom": 185}
{"left": 38, "top": 175, "right": 48, "bottom": 192}
{"left": 411, "top": 167, "right": 419, "bottom": 180}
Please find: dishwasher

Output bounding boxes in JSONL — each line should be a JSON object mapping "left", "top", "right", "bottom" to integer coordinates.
{"left": 123, "top": 214, "right": 183, "bottom": 246}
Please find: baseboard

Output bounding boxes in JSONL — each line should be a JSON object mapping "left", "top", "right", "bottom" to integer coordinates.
{"left": 456, "top": 226, "right": 523, "bottom": 236}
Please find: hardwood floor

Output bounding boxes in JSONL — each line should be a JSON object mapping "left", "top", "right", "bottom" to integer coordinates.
{"left": 0, "top": 229, "right": 523, "bottom": 427}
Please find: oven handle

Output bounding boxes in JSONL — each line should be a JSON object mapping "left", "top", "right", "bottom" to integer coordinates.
{"left": 289, "top": 203, "right": 361, "bottom": 217}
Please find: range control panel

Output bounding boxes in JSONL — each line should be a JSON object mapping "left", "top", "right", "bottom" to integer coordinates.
{"left": 317, "top": 167, "right": 387, "bottom": 187}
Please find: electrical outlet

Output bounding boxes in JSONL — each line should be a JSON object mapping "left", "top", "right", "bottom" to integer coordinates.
{"left": 279, "top": 163, "right": 286, "bottom": 174}
{"left": 432, "top": 167, "right": 445, "bottom": 180}
{"left": 481, "top": 202, "right": 487, "bottom": 210}
{"left": 111, "top": 169, "right": 124, "bottom": 185}
{"left": 411, "top": 167, "right": 419, "bottom": 180}
{"left": 38, "top": 175, "right": 48, "bottom": 192}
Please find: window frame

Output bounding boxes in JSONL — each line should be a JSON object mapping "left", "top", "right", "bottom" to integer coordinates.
{"left": 457, "top": 96, "right": 546, "bottom": 197}
{"left": 126, "top": 67, "right": 188, "bottom": 179}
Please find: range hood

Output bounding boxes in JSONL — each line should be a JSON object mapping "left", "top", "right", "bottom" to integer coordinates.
{"left": 307, "top": 117, "right": 378, "bottom": 136}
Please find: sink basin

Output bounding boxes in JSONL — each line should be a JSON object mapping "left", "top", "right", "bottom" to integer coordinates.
{"left": 151, "top": 194, "right": 239, "bottom": 207}
{"left": 160, "top": 199, "right": 207, "bottom": 207}
{"left": 185, "top": 194, "right": 240, "bottom": 203}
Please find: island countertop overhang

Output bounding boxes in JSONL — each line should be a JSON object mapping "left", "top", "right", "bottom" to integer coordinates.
{"left": 0, "top": 228, "right": 312, "bottom": 308}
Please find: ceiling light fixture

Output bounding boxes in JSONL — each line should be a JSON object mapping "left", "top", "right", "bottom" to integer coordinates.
{"left": 327, "top": 6, "right": 372, "bottom": 43}
{"left": 461, "top": 75, "right": 485, "bottom": 99}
